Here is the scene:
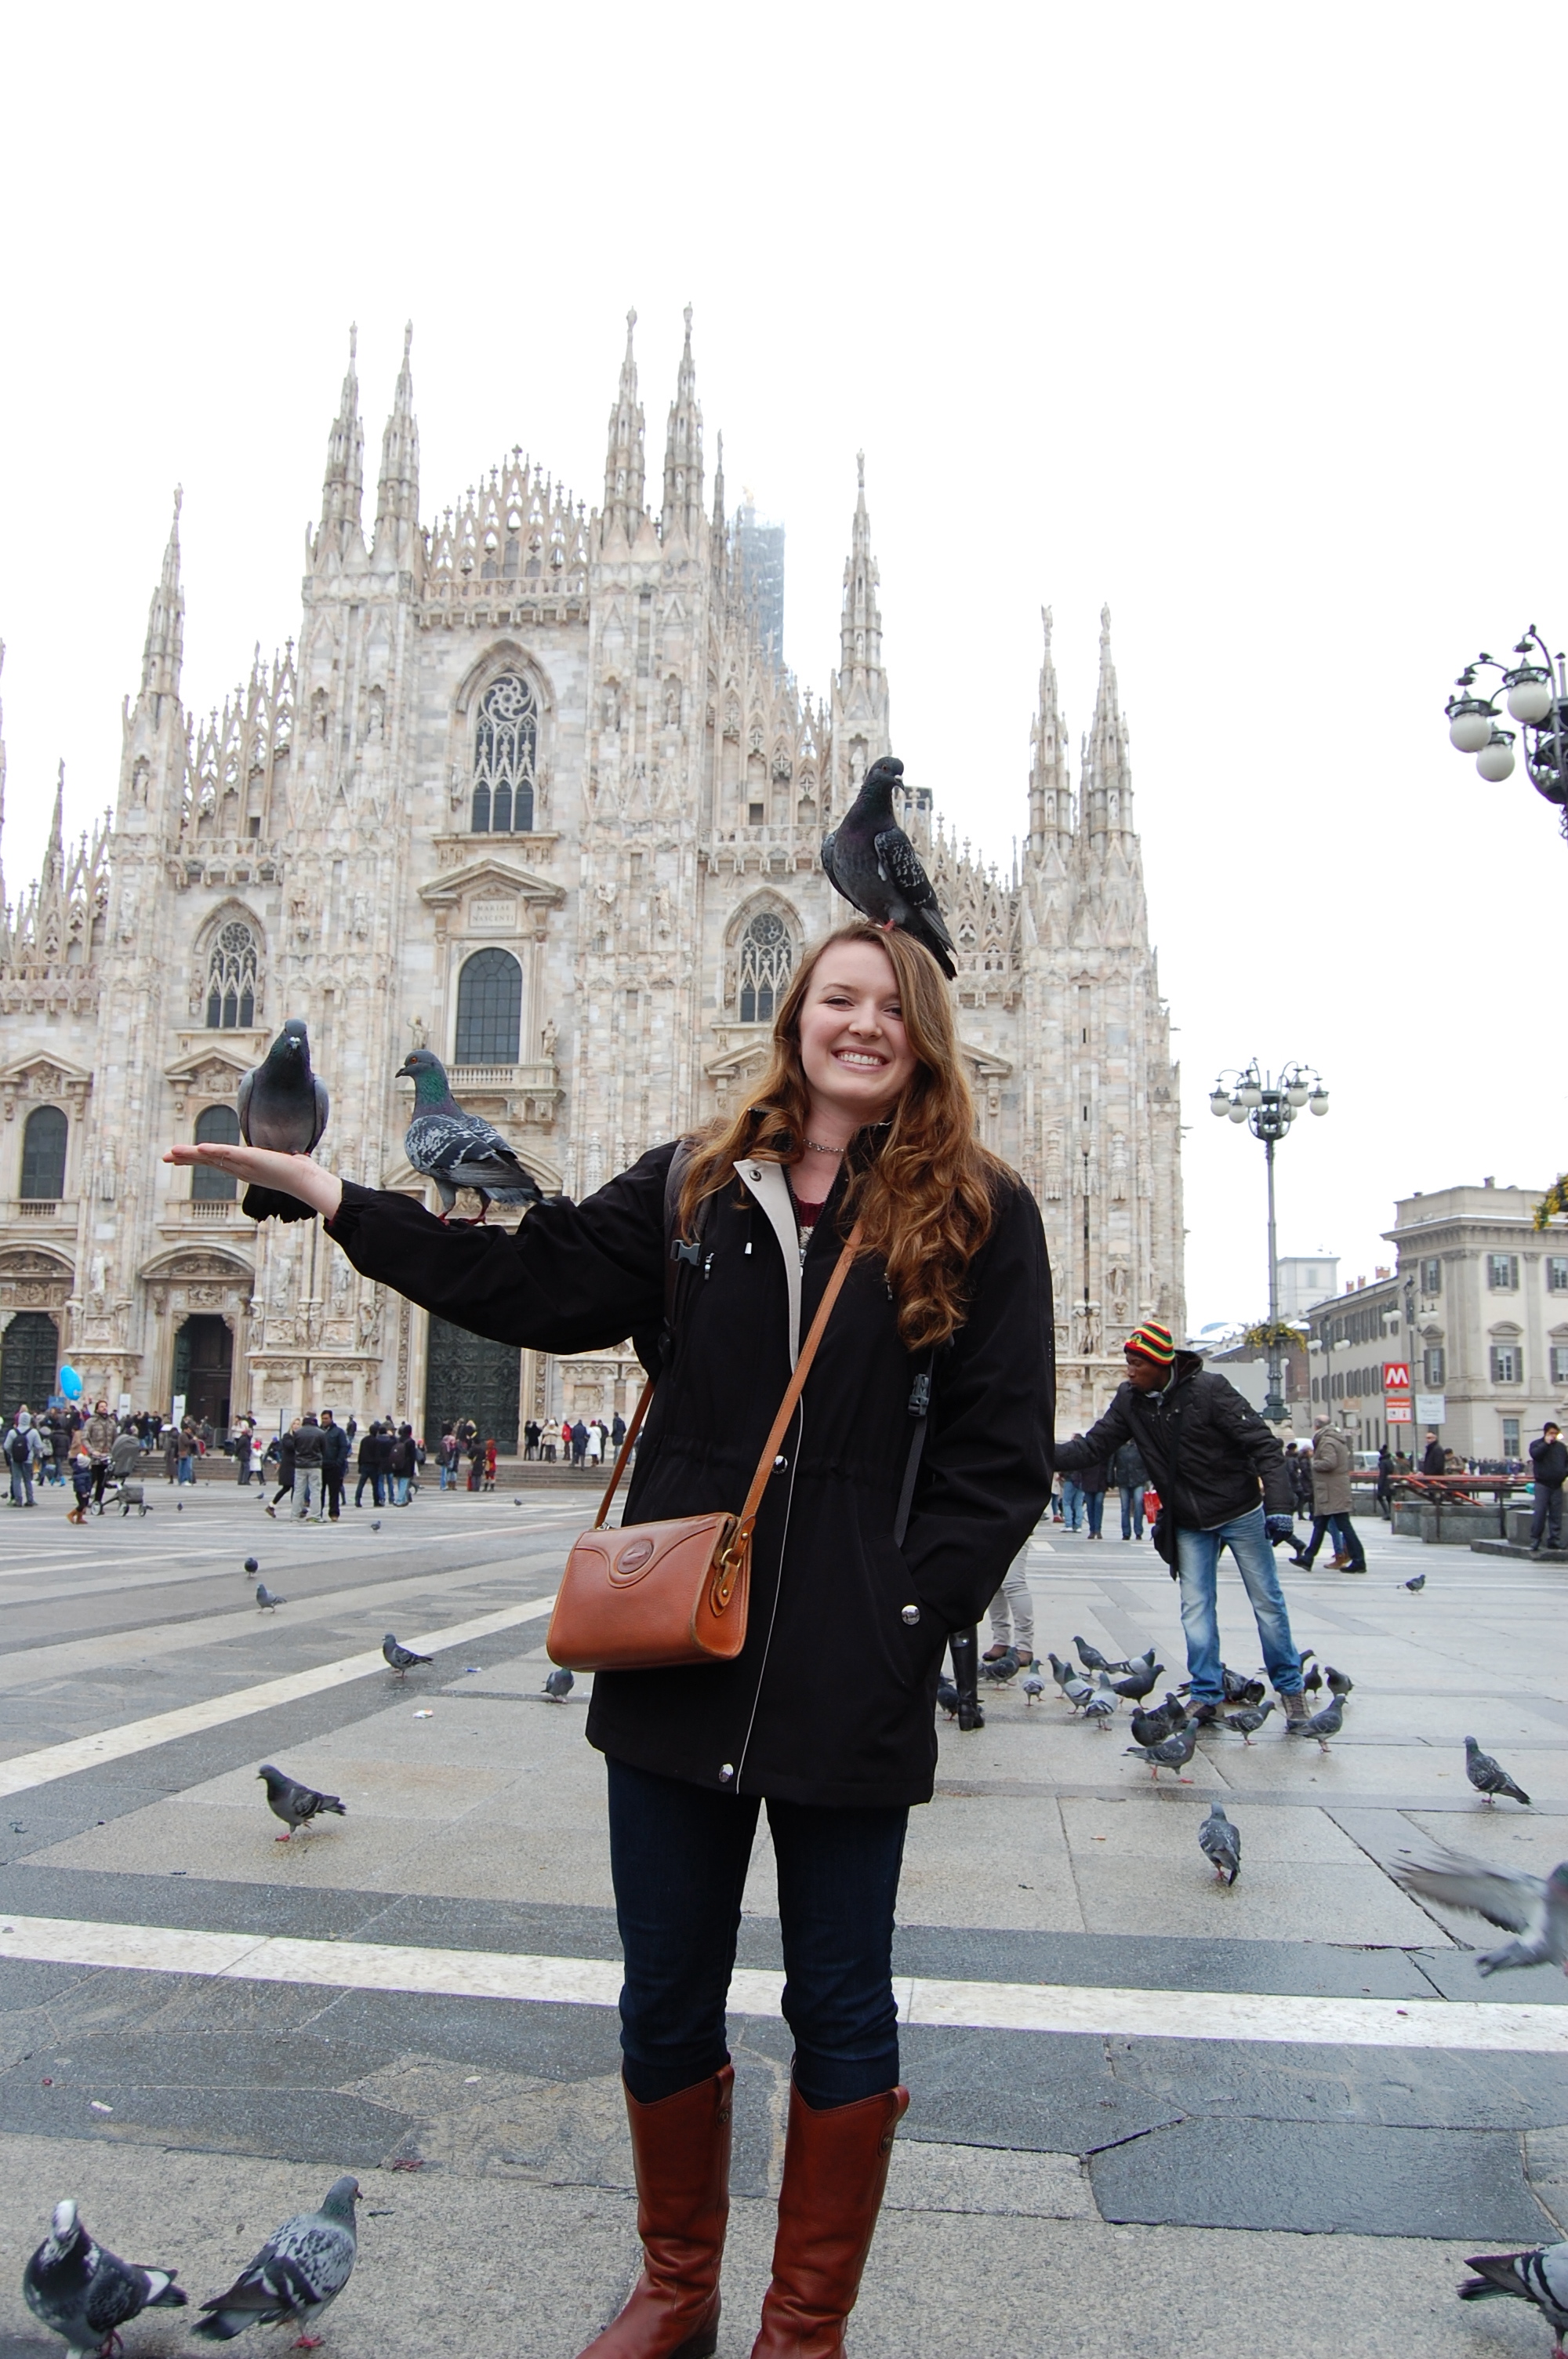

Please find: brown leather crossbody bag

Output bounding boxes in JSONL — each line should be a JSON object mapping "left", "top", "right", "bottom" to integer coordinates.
{"left": 546, "top": 1222, "right": 864, "bottom": 1674}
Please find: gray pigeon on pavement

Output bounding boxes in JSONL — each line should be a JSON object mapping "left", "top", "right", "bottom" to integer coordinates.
{"left": 399, "top": 1049, "right": 545, "bottom": 1223}
{"left": 238, "top": 1020, "right": 329, "bottom": 1223}
{"left": 1324, "top": 1665, "right": 1354, "bottom": 1697}
{"left": 1126, "top": 1721, "right": 1199, "bottom": 1782}
{"left": 1083, "top": 1674, "right": 1119, "bottom": 1730}
{"left": 1465, "top": 1735, "right": 1531, "bottom": 1806}
{"left": 24, "top": 2198, "right": 187, "bottom": 2357}
{"left": 1199, "top": 1802, "right": 1241, "bottom": 1885}
{"left": 543, "top": 1667, "right": 574, "bottom": 1701}
{"left": 1108, "top": 1658, "right": 1163, "bottom": 1701}
{"left": 194, "top": 2174, "right": 358, "bottom": 2342}
{"left": 1404, "top": 1572, "right": 1426, "bottom": 1591}
{"left": 819, "top": 756, "right": 956, "bottom": 977}
{"left": 1392, "top": 1843, "right": 1568, "bottom": 1976}
{"left": 383, "top": 1634, "right": 433, "bottom": 1679}
{"left": 1287, "top": 1692, "right": 1345, "bottom": 1752}
{"left": 1073, "top": 1637, "right": 1113, "bottom": 1674}
{"left": 1458, "top": 2240, "right": 1568, "bottom": 2342}
{"left": 1221, "top": 1699, "right": 1276, "bottom": 1744}
{"left": 1021, "top": 1670, "right": 1045, "bottom": 1705}
{"left": 1131, "top": 1692, "right": 1188, "bottom": 1749}
{"left": 257, "top": 1765, "right": 346, "bottom": 1841}
{"left": 255, "top": 1582, "right": 285, "bottom": 1612}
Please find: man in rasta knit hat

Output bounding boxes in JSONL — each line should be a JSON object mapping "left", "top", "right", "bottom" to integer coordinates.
{"left": 1054, "top": 1321, "right": 1308, "bottom": 1725}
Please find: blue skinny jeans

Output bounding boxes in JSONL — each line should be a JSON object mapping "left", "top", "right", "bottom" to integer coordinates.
{"left": 1174, "top": 1503, "right": 1303, "bottom": 1703}
{"left": 606, "top": 1757, "right": 907, "bottom": 2111}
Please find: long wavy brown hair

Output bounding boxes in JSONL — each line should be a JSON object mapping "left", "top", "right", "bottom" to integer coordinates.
{"left": 678, "top": 921, "right": 1006, "bottom": 1347}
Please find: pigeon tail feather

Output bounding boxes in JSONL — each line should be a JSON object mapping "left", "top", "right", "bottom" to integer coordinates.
{"left": 242, "top": 1184, "right": 318, "bottom": 1223}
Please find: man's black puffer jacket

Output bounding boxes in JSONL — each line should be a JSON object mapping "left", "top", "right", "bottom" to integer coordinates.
{"left": 1055, "top": 1350, "right": 1291, "bottom": 1528}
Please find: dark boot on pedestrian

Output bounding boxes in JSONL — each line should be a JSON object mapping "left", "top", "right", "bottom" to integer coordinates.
{"left": 579, "top": 2066, "right": 732, "bottom": 2358}
{"left": 750, "top": 2081, "right": 909, "bottom": 2358}
{"left": 1282, "top": 1692, "right": 1311, "bottom": 1727}
{"left": 949, "top": 1628, "right": 984, "bottom": 1731}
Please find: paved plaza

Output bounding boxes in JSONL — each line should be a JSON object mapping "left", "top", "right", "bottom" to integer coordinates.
{"left": 0, "top": 1480, "right": 1566, "bottom": 2355}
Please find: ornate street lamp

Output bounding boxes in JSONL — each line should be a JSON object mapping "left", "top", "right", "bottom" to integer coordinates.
{"left": 1444, "top": 627, "right": 1568, "bottom": 833}
{"left": 1209, "top": 1060, "right": 1328, "bottom": 1422}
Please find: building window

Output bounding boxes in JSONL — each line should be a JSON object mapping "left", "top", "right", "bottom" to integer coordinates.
{"left": 1488, "top": 1253, "right": 1519, "bottom": 1291}
{"left": 1420, "top": 1257, "right": 1441, "bottom": 1295}
{"left": 471, "top": 674, "right": 537, "bottom": 833}
{"left": 737, "top": 910, "right": 793, "bottom": 1025}
{"left": 1490, "top": 1343, "right": 1521, "bottom": 1383}
{"left": 1422, "top": 1347, "right": 1445, "bottom": 1387}
{"left": 191, "top": 1103, "right": 241, "bottom": 1200}
{"left": 205, "top": 921, "right": 258, "bottom": 1029}
{"left": 1548, "top": 1257, "right": 1568, "bottom": 1292}
{"left": 1503, "top": 1417, "right": 1521, "bottom": 1459}
{"left": 455, "top": 947, "right": 522, "bottom": 1063}
{"left": 1551, "top": 1345, "right": 1568, "bottom": 1384}
{"left": 19, "top": 1105, "right": 67, "bottom": 1200}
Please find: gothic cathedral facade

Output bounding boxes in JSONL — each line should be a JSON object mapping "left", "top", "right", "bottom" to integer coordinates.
{"left": 0, "top": 312, "right": 1183, "bottom": 1444}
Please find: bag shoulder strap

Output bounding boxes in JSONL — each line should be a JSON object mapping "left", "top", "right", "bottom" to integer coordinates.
{"left": 593, "top": 1219, "right": 865, "bottom": 1535}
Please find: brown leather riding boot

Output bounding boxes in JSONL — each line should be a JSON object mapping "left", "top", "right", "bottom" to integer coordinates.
{"left": 750, "top": 2081, "right": 909, "bottom": 2357}
{"left": 579, "top": 2066, "right": 733, "bottom": 2358}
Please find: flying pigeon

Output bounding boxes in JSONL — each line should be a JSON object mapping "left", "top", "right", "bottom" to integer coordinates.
{"left": 1083, "top": 1674, "right": 1119, "bottom": 1730}
{"left": 243, "top": 1556, "right": 259, "bottom": 1575}
{"left": 1073, "top": 1637, "right": 1113, "bottom": 1674}
{"left": 1458, "top": 2241, "right": 1568, "bottom": 2346}
{"left": 1465, "top": 1735, "right": 1531, "bottom": 1806}
{"left": 1199, "top": 1802, "right": 1241, "bottom": 1885}
{"left": 1325, "top": 1666, "right": 1354, "bottom": 1697}
{"left": 237, "top": 1020, "right": 330, "bottom": 1223}
{"left": 194, "top": 2174, "right": 358, "bottom": 2343}
{"left": 1108, "top": 1658, "right": 1163, "bottom": 1702}
{"left": 399, "top": 1049, "right": 545, "bottom": 1223}
{"left": 543, "top": 1667, "right": 574, "bottom": 1702}
{"left": 257, "top": 1765, "right": 346, "bottom": 1841}
{"left": 24, "top": 2198, "right": 187, "bottom": 2358}
{"left": 383, "top": 1634, "right": 433, "bottom": 1679}
{"left": 1221, "top": 1699, "right": 1276, "bottom": 1744}
{"left": 1404, "top": 1573, "right": 1426, "bottom": 1591}
{"left": 1126, "top": 1721, "right": 1199, "bottom": 1782}
{"left": 1392, "top": 1843, "right": 1568, "bottom": 1976}
{"left": 1021, "top": 1670, "right": 1045, "bottom": 1705}
{"left": 1131, "top": 1692, "right": 1188, "bottom": 1750}
{"left": 256, "top": 1583, "right": 285, "bottom": 1612}
{"left": 1287, "top": 1692, "right": 1345, "bottom": 1752}
{"left": 819, "top": 756, "right": 956, "bottom": 977}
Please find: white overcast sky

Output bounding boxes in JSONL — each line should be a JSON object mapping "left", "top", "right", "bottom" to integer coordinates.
{"left": 2, "top": 1, "right": 1563, "bottom": 1331}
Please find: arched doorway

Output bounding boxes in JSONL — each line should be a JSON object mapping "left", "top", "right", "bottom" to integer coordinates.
{"left": 173, "top": 1314, "right": 233, "bottom": 1430}
{"left": 0, "top": 1311, "right": 58, "bottom": 1416}
{"left": 425, "top": 1315, "right": 519, "bottom": 1452}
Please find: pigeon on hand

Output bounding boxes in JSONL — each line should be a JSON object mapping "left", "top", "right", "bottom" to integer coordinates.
{"left": 1131, "top": 1692, "right": 1188, "bottom": 1750}
{"left": 1021, "top": 1670, "right": 1045, "bottom": 1704}
{"left": 399, "top": 1049, "right": 546, "bottom": 1223}
{"left": 383, "top": 1634, "right": 433, "bottom": 1679}
{"left": 819, "top": 756, "right": 956, "bottom": 977}
{"left": 256, "top": 1583, "right": 285, "bottom": 1612}
{"left": 24, "top": 2198, "right": 187, "bottom": 2357}
{"left": 1324, "top": 1666, "right": 1354, "bottom": 1697}
{"left": 193, "top": 2174, "right": 358, "bottom": 2343}
{"left": 1465, "top": 1735, "right": 1531, "bottom": 1806}
{"left": 258, "top": 1765, "right": 346, "bottom": 1842}
{"left": 1199, "top": 1802, "right": 1241, "bottom": 1885}
{"left": 1404, "top": 1573, "right": 1426, "bottom": 1591}
{"left": 543, "top": 1667, "right": 574, "bottom": 1701}
{"left": 1287, "top": 1692, "right": 1345, "bottom": 1752}
{"left": 1392, "top": 1843, "right": 1568, "bottom": 1976}
{"left": 1073, "top": 1637, "right": 1113, "bottom": 1674}
{"left": 1126, "top": 1721, "right": 1199, "bottom": 1782}
{"left": 1108, "top": 1659, "right": 1163, "bottom": 1702}
{"left": 1221, "top": 1700, "right": 1276, "bottom": 1744}
{"left": 1083, "top": 1675, "right": 1119, "bottom": 1730}
{"left": 238, "top": 1020, "right": 330, "bottom": 1223}
{"left": 1458, "top": 2240, "right": 1568, "bottom": 2344}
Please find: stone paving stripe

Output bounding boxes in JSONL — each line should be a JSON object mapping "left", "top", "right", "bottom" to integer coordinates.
{"left": 0, "top": 1596, "right": 558, "bottom": 1797}
{"left": 1, "top": 1910, "right": 1566, "bottom": 2052}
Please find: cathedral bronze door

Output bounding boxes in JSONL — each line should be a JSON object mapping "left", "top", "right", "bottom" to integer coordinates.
{"left": 0, "top": 1312, "right": 58, "bottom": 1417}
{"left": 425, "top": 1316, "right": 520, "bottom": 1452}
{"left": 172, "top": 1314, "right": 233, "bottom": 1430}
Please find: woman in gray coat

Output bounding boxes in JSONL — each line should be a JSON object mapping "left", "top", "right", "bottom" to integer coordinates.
{"left": 1294, "top": 1419, "right": 1365, "bottom": 1572}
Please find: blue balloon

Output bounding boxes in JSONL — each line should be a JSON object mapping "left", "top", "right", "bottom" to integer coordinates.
{"left": 58, "top": 1364, "right": 82, "bottom": 1400}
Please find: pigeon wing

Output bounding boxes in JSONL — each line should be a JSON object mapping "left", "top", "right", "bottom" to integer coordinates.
{"left": 269, "top": 2214, "right": 356, "bottom": 2303}
{"left": 85, "top": 2253, "right": 159, "bottom": 2336}
{"left": 819, "top": 828, "right": 840, "bottom": 889}
{"left": 873, "top": 824, "right": 955, "bottom": 936}
{"left": 309, "top": 1073, "right": 330, "bottom": 1153}
{"left": 1391, "top": 1847, "right": 1545, "bottom": 1935}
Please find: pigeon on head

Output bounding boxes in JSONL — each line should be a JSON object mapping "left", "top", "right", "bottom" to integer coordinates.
{"left": 819, "top": 757, "right": 956, "bottom": 978}
{"left": 24, "top": 2197, "right": 187, "bottom": 2357}
{"left": 399, "top": 1050, "right": 546, "bottom": 1223}
{"left": 238, "top": 1020, "right": 330, "bottom": 1223}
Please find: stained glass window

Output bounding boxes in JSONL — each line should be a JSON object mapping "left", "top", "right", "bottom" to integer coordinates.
{"left": 472, "top": 674, "right": 537, "bottom": 833}
{"left": 456, "top": 948, "right": 523, "bottom": 1063}
{"left": 738, "top": 910, "right": 792, "bottom": 1025}
{"left": 205, "top": 921, "right": 258, "bottom": 1029}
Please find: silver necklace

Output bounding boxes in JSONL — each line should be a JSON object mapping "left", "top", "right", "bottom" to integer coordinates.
{"left": 804, "top": 1138, "right": 845, "bottom": 1154}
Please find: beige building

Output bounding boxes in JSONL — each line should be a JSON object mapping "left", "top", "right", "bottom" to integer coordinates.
{"left": 0, "top": 313, "right": 1184, "bottom": 1445}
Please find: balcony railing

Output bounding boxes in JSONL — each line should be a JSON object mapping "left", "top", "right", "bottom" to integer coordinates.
{"left": 5, "top": 1198, "right": 74, "bottom": 1223}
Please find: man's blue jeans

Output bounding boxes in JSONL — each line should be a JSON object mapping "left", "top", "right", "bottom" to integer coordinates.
{"left": 1175, "top": 1503, "right": 1302, "bottom": 1703}
{"left": 1120, "top": 1484, "right": 1145, "bottom": 1539}
{"left": 1084, "top": 1487, "right": 1105, "bottom": 1536}
{"left": 607, "top": 1757, "right": 907, "bottom": 2111}
{"left": 1060, "top": 1478, "right": 1084, "bottom": 1529}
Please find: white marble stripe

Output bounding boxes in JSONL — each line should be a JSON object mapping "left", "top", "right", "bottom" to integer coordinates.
{"left": 0, "top": 1595, "right": 557, "bottom": 1798}
{"left": 0, "top": 1910, "right": 1563, "bottom": 2052}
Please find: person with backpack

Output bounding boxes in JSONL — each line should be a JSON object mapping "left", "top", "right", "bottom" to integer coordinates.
{"left": 1109, "top": 1436, "right": 1149, "bottom": 1539}
{"left": 173, "top": 921, "right": 1054, "bottom": 2359}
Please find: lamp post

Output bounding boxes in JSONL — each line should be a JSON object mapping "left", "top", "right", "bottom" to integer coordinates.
{"left": 1443, "top": 626, "right": 1568, "bottom": 835}
{"left": 1208, "top": 1061, "right": 1329, "bottom": 1423}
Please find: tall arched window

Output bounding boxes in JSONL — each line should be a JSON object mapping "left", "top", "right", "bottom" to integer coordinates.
{"left": 191, "top": 1103, "right": 241, "bottom": 1200}
{"left": 20, "top": 1105, "right": 67, "bottom": 1200}
{"left": 455, "top": 948, "right": 523, "bottom": 1063}
{"left": 471, "top": 674, "right": 537, "bottom": 833}
{"left": 738, "top": 910, "right": 793, "bottom": 1024}
{"left": 205, "top": 920, "right": 259, "bottom": 1028}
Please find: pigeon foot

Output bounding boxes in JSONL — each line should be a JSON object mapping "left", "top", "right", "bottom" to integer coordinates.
{"left": 275, "top": 1832, "right": 291, "bottom": 1842}
{"left": 291, "top": 2340, "right": 325, "bottom": 2351}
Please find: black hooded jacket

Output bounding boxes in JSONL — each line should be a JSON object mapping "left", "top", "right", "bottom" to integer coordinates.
{"left": 324, "top": 1142, "right": 1054, "bottom": 1808}
{"left": 1055, "top": 1350, "right": 1291, "bottom": 1528}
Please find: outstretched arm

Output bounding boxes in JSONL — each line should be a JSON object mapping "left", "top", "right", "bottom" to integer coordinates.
{"left": 165, "top": 1143, "right": 342, "bottom": 1219}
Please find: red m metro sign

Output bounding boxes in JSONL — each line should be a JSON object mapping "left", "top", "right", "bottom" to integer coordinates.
{"left": 1383, "top": 1362, "right": 1412, "bottom": 1393}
